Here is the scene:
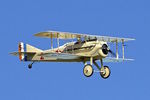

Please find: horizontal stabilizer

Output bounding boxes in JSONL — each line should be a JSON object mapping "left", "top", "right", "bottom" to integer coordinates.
{"left": 10, "top": 42, "right": 43, "bottom": 61}
{"left": 10, "top": 52, "right": 36, "bottom": 56}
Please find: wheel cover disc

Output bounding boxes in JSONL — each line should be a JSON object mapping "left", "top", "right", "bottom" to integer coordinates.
{"left": 100, "top": 66, "right": 110, "bottom": 79}
{"left": 84, "top": 65, "right": 93, "bottom": 77}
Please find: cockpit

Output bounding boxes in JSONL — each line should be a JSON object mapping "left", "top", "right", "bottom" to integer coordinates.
{"left": 74, "top": 37, "right": 97, "bottom": 44}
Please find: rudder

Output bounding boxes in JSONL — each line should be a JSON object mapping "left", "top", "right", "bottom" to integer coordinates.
{"left": 18, "top": 42, "right": 42, "bottom": 61}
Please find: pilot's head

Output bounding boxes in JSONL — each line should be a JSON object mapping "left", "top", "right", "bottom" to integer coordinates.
{"left": 77, "top": 37, "right": 81, "bottom": 42}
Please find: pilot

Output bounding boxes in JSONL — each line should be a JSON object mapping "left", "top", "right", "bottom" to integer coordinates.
{"left": 75, "top": 37, "right": 82, "bottom": 44}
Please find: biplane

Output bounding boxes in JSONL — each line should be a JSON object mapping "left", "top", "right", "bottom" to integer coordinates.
{"left": 10, "top": 31, "right": 135, "bottom": 79}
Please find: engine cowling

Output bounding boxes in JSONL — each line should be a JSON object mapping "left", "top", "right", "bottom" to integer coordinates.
{"left": 98, "top": 43, "right": 109, "bottom": 58}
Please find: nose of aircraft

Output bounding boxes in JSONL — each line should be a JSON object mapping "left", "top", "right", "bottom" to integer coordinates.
{"left": 102, "top": 44, "right": 109, "bottom": 55}
{"left": 101, "top": 44, "right": 116, "bottom": 57}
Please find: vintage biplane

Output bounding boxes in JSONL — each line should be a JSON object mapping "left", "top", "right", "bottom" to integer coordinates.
{"left": 10, "top": 31, "right": 135, "bottom": 79}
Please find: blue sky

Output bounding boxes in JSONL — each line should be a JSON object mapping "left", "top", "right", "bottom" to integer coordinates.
{"left": 0, "top": 0, "right": 150, "bottom": 99}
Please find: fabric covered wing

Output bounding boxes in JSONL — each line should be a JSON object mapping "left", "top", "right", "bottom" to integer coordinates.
{"left": 103, "top": 57, "right": 134, "bottom": 62}
{"left": 40, "top": 53, "right": 84, "bottom": 62}
{"left": 10, "top": 52, "right": 36, "bottom": 56}
{"left": 34, "top": 31, "right": 135, "bottom": 42}
{"left": 34, "top": 31, "right": 81, "bottom": 39}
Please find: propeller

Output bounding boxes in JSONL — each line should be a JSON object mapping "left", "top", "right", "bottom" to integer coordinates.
{"left": 102, "top": 44, "right": 116, "bottom": 57}
{"left": 108, "top": 49, "right": 116, "bottom": 57}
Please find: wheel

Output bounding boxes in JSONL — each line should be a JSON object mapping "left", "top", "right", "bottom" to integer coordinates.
{"left": 28, "top": 64, "right": 32, "bottom": 69}
{"left": 83, "top": 64, "right": 93, "bottom": 77}
{"left": 100, "top": 66, "right": 111, "bottom": 79}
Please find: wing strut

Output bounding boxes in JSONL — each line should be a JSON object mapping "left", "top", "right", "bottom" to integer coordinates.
{"left": 115, "top": 39, "right": 126, "bottom": 60}
{"left": 57, "top": 33, "right": 60, "bottom": 48}
{"left": 50, "top": 33, "right": 53, "bottom": 49}
{"left": 122, "top": 39, "right": 125, "bottom": 60}
{"left": 71, "top": 35, "right": 74, "bottom": 54}
{"left": 116, "top": 40, "right": 119, "bottom": 59}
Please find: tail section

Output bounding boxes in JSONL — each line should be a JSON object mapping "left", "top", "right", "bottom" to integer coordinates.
{"left": 18, "top": 42, "right": 43, "bottom": 61}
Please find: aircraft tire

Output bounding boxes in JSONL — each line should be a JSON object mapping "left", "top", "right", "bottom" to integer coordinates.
{"left": 100, "top": 66, "right": 111, "bottom": 79}
{"left": 28, "top": 64, "right": 32, "bottom": 69}
{"left": 83, "top": 64, "right": 93, "bottom": 77}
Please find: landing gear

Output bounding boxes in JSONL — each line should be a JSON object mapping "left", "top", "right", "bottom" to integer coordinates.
{"left": 93, "top": 59, "right": 111, "bottom": 79}
{"left": 28, "top": 64, "right": 32, "bottom": 69}
{"left": 83, "top": 64, "right": 93, "bottom": 77}
{"left": 100, "top": 66, "right": 111, "bottom": 79}
{"left": 99, "top": 59, "right": 111, "bottom": 79}
{"left": 83, "top": 57, "right": 94, "bottom": 77}
{"left": 83, "top": 57, "right": 111, "bottom": 78}
{"left": 28, "top": 62, "right": 34, "bottom": 69}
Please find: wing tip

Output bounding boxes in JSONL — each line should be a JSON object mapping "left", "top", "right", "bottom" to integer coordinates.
{"left": 124, "top": 58, "right": 135, "bottom": 61}
{"left": 128, "top": 38, "right": 136, "bottom": 41}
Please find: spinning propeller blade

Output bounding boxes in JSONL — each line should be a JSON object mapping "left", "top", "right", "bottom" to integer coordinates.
{"left": 101, "top": 44, "right": 116, "bottom": 57}
{"left": 108, "top": 50, "right": 116, "bottom": 57}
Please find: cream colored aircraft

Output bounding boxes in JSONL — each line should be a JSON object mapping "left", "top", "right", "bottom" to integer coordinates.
{"left": 11, "top": 31, "right": 135, "bottom": 79}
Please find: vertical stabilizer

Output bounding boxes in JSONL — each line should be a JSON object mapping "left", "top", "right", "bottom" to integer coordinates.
{"left": 18, "top": 42, "right": 43, "bottom": 61}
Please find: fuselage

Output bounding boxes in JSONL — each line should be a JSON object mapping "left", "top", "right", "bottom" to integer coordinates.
{"left": 32, "top": 40, "right": 108, "bottom": 62}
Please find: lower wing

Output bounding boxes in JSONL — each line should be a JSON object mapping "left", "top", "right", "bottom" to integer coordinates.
{"left": 103, "top": 57, "right": 134, "bottom": 62}
{"left": 10, "top": 52, "right": 134, "bottom": 62}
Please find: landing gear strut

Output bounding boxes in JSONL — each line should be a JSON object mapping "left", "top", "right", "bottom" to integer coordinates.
{"left": 83, "top": 57, "right": 94, "bottom": 77}
{"left": 99, "top": 59, "right": 111, "bottom": 79}
{"left": 28, "top": 62, "right": 34, "bottom": 69}
{"left": 93, "top": 59, "right": 111, "bottom": 79}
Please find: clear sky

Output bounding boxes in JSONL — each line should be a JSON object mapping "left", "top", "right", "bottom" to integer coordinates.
{"left": 0, "top": 0, "right": 149, "bottom": 100}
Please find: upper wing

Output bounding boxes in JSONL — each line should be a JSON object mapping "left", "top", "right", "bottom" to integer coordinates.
{"left": 34, "top": 30, "right": 135, "bottom": 43}
{"left": 34, "top": 31, "right": 81, "bottom": 39}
